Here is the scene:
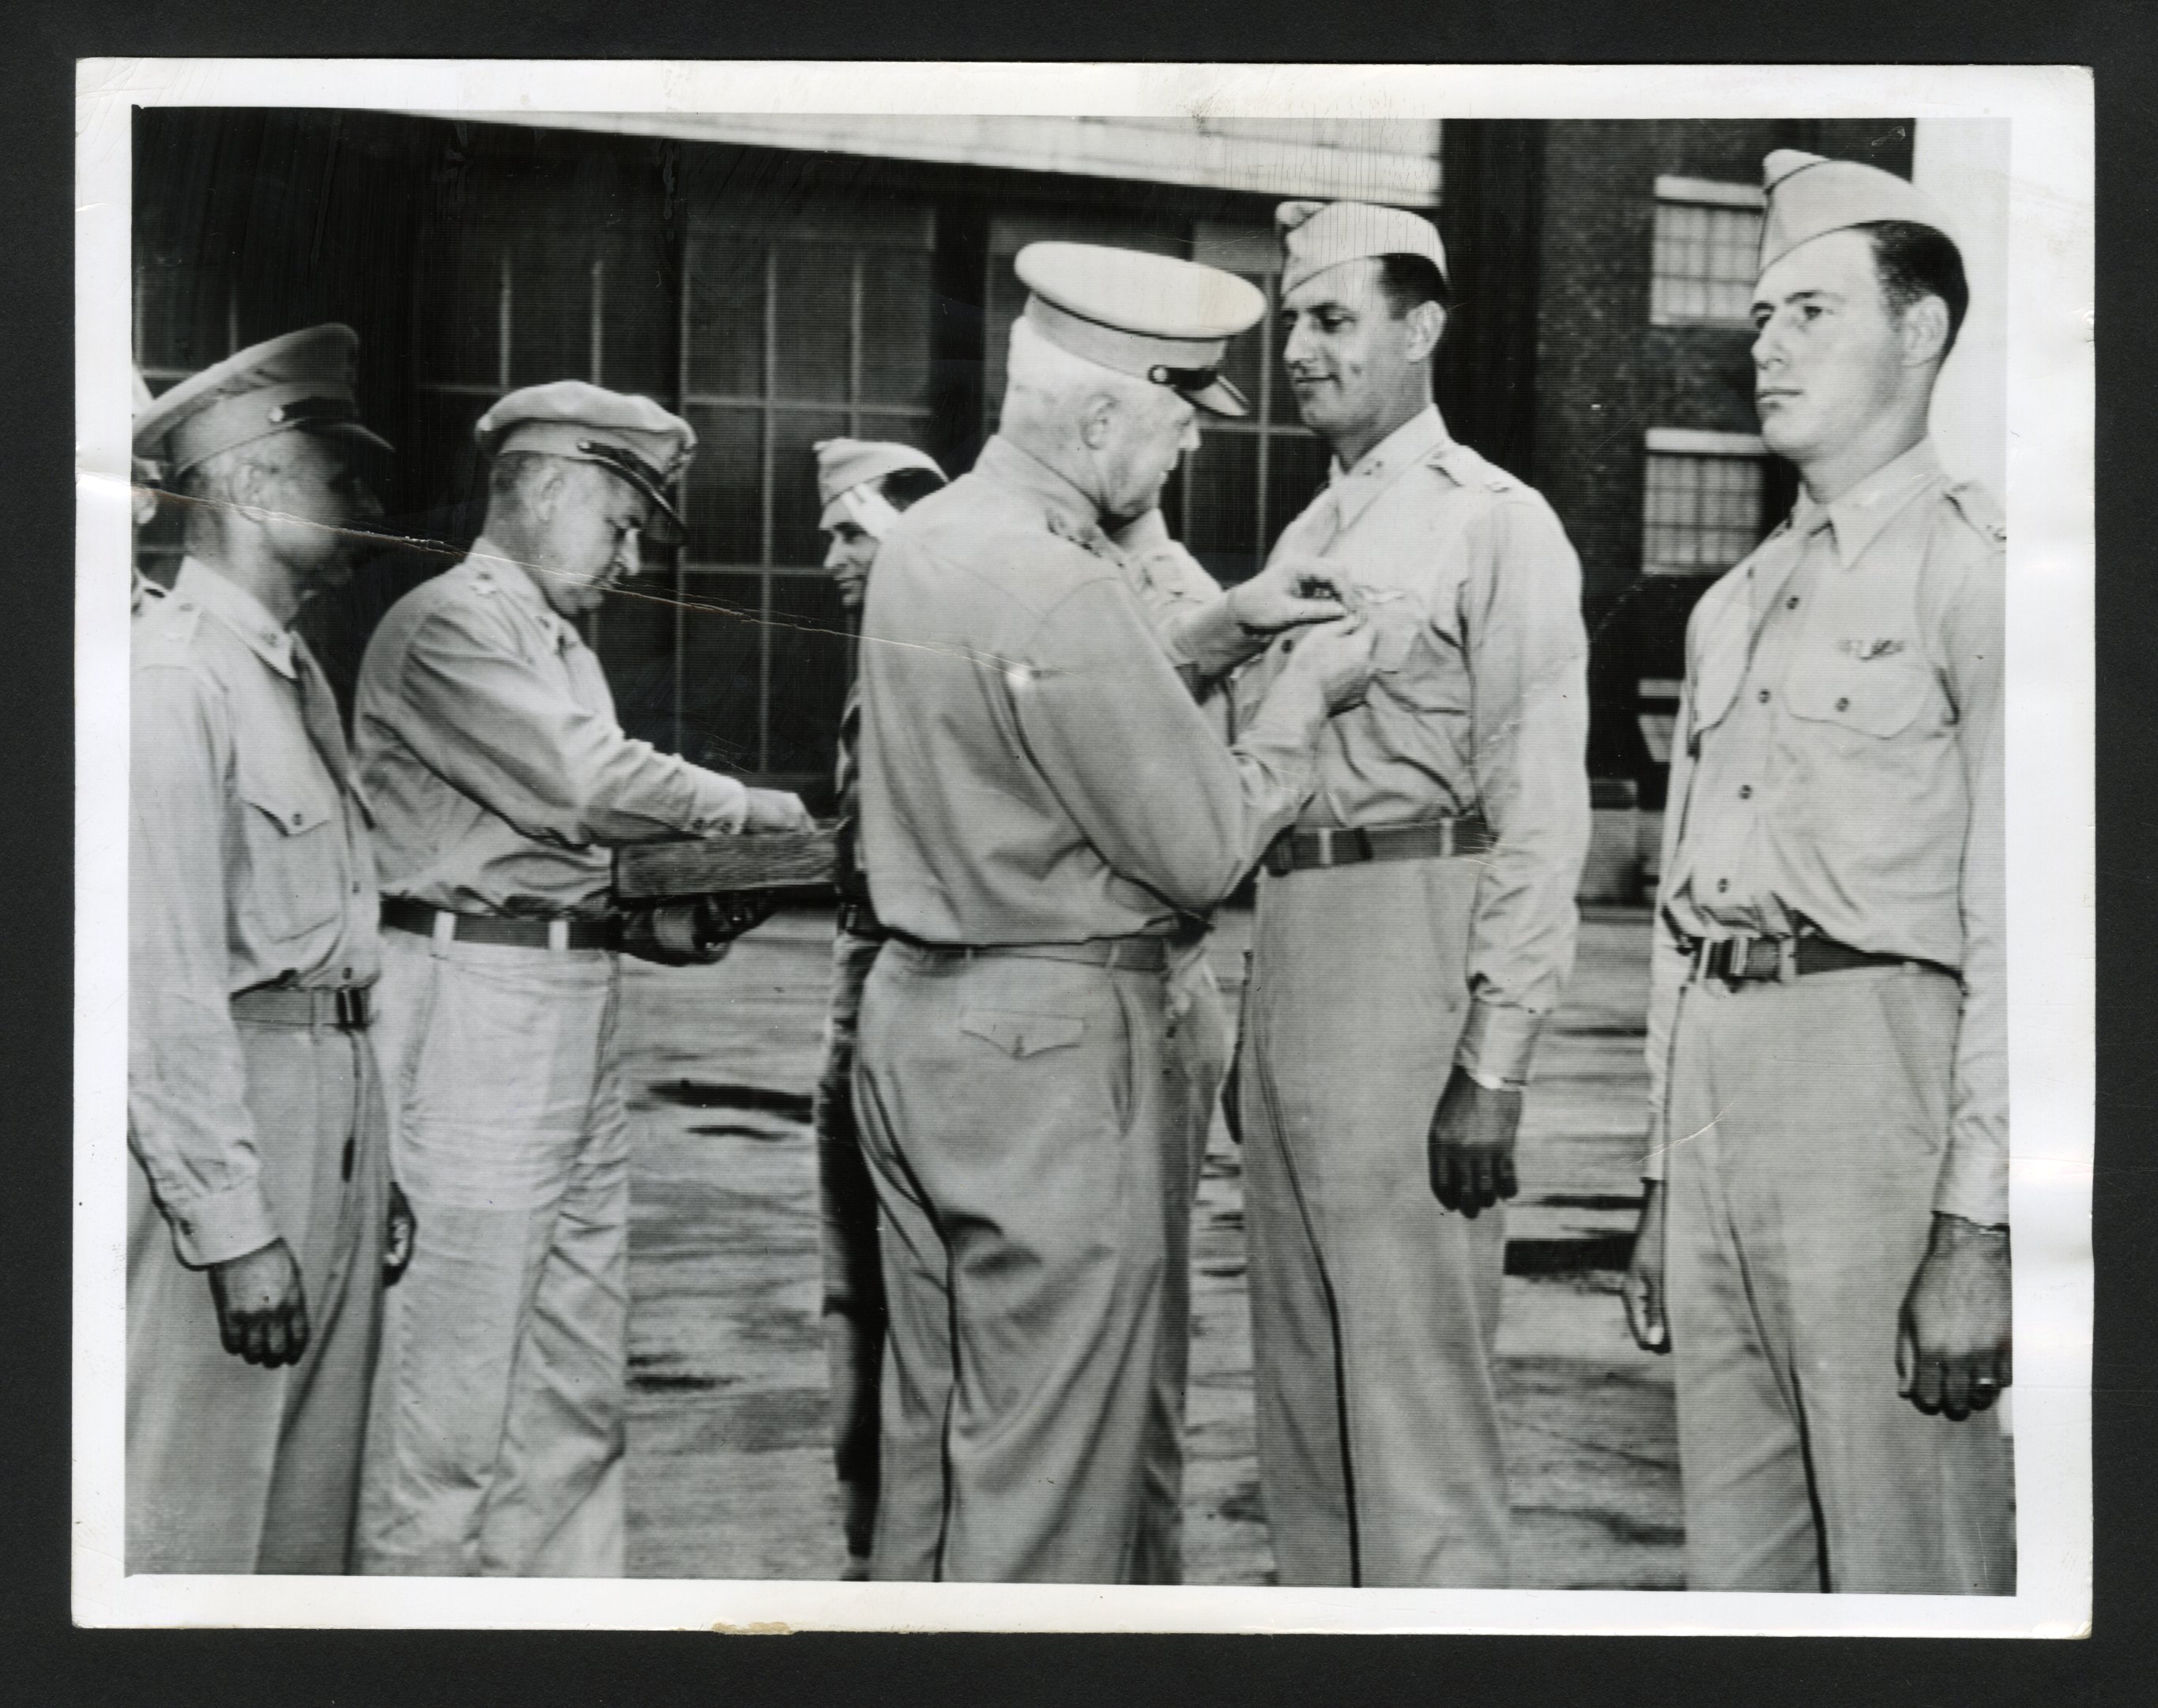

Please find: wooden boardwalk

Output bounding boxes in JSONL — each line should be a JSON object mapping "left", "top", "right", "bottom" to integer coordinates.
{"left": 618, "top": 905, "right": 1681, "bottom": 1588}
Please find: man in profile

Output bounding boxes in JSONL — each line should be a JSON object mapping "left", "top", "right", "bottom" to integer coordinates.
{"left": 852, "top": 242, "right": 1377, "bottom": 1582}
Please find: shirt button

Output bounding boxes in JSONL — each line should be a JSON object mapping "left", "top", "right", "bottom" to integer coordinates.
{"left": 1716, "top": 878, "right": 1731, "bottom": 894}
{"left": 291, "top": 812, "right": 304, "bottom": 826}
{"left": 1738, "top": 784, "right": 1753, "bottom": 799}
{"left": 1786, "top": 596, "right": 1801, "bottom": 610}
{"left": 1757, "top": 689, "right": 1771, "bottom": 704}
{"left": 1836, "top": 696, "right": 1851, "bottom": 712}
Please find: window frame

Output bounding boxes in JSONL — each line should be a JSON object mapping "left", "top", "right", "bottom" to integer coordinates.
{"left": 1648, "top": 175, "right": 1766, "bottom": 329}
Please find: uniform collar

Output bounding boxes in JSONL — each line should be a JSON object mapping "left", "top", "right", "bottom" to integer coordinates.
{"left": 1791, "top": 438, "right": 1945, "bottom": 569}
{"left": 1328, "top": 403, "right": 1455, "bottom": 531}
{"left": 171, "top": 558, "right": 298, "bottom": 679}
{"left": 974, "top": 435, "right": 1110, "bottom": 544}
{"left": 466, "top": 535, "right": 577, "bottom": 649}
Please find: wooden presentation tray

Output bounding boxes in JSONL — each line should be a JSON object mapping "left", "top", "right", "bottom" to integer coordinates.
{"left": 614, "top": 824, "right": 840, "bottom": 901}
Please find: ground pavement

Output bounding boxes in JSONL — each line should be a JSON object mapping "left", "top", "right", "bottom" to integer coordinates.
{"left": 618, "top": 905, "right": 1680, "bottom": 1588}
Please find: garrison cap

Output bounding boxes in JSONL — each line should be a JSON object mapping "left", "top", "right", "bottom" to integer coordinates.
{"left": 476, "top": 380, "right": 698, "bottom": 545}
{"left": 1758, "top": 149, "right": 1960, "bottom": 274}
{"left": 1277, "top": 199, "right": 1450, "bottom": 299}
{"left": 1014, "top": 242, "right": 1267, "bottom": 418}
{"left": 813, "top": 438, "right": 945, "bottom": 532}
{"left": 130, "top": 323, "right": 393, "bottom": 479}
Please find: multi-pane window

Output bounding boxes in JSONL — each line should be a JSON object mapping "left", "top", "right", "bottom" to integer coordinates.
{"left": 410, "top": 195, "right": 938, "bottom": 788}
{"left": 1641, "top": 428, "right": 1771, "bottom": 576}
{"left": 1650, "top": 175, "right": 1764, "bottom": 326}
{"left": 981, "top": 213, "right": 1326, "bottom": 586}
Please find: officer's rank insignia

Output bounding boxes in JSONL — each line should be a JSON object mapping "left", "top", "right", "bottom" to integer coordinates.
{"left": 1836, "top": 637, "right": 1906, "bottom": 661}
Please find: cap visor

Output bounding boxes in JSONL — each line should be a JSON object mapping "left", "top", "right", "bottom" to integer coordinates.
{"left": 315, "top": 421, "right": 397, "bottom": 457}
{"left": 1182, "top": 375, "right": 1250, "bottom": 419}
{"left": 586, "top": 457, "right": 686, "bottom": 546}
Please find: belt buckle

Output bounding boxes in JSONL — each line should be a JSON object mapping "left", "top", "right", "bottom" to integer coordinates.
{"left": 334, "top": 985, "right": 370, "bottom": 1029}
{"left": 1313, "top": 826, "right": 1337, "bottom": 868}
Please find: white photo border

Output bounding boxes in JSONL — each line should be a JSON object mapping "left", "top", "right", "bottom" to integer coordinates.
{"left": 73, "top": 58, "right": 2095, "bottom": 1635}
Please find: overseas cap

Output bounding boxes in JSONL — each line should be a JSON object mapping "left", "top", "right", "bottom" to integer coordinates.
{"left": 1277, "top": 199, "right": 1449, "bottom": 299}
{"left": 1014, "top": 242, "right": 1267, "bottom": 418}
{"left": 476, "top": 380, "right": 698, "bottom": 545}
{"left": 1758, "top": 149, "right": 1960, "bottom": 274}
{"left": 813, "top": 438, "right": 946, "bottom": 532}
{"left": 131, "top": 323, "right": 394, "bottom": 479}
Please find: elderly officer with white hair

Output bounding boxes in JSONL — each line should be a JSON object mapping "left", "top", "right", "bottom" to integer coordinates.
{"left": 352, "top": 382, "right": 811, "bottom": 1578}
{"left": 1233, "top": 201, "right": 1592, "bottom": 1588}
{"left": 129, "top": 323, "right": 409, "bottom": 1572}
{"left": 807, "top": 435, "right": 948, "bottom": 1579}
{"left": 853, "top": 243, "right": 1378, "bottom": 1582}
{"left": 1622, "top": 152, "right": 2014, "bottom": 1594}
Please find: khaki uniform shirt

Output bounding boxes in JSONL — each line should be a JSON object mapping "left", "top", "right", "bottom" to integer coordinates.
{"left": 857, "top": 436, "right": 1331, "bottom": 945}
{"left": 130, "top": 559, "right": 381, "bottom": 1266}
{"left": 356, "top": 543, "right": 748, "bottom": 920}
{"left": 1231, "top": 404, "right": 1591, "bottom": 1085}
{"left": 1644, "top": 439, "right": 2008, "bottom": 1226}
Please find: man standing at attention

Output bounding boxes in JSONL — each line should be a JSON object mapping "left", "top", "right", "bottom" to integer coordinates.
{"left": 853, "top": 242, "right": 1377, "bottom": 1583}
{"left": 129, "top": 325, "right": 411, "bottom": 1571}
{"left": 807, "top": 435, "right": 947, "bottom": 1580}
{"left": 354, "top": 382, "right": 809, "bottom": 1577}
{"left": 1622, "top": 152, "right": 2014, "bottom": 1595}
{"left": 1234, "top": 201, "right": 1592, "bottom": 1588}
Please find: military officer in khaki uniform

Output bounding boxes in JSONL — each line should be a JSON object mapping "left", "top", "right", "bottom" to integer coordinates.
{"left": 130, "top": 367, "right": 166, "bottom": 615}
{"left": 1233, "top": 201, "right": 1592, "bottom": 1587}
{"left": 129, "top": 325, "right": 408, "bottom": 1572}
{"left": 354, "top": 382, "right": 810, "bottom": 1577}
{"left": 853, "top": 242, "right": 1378, "bottom": 1582}
{"left": 1622, "top": 152, "right": 2014, "bottom": 1594}
{"left": 808, "top": 435, "right": 948, "bottom": 1579}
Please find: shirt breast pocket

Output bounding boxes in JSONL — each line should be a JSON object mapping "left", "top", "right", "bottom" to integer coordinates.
{"left": 1785, "top": 653, "right": 1935, "bottom": 741}
{"left": 238, "top": 771, "right": 344, "bottom": 944}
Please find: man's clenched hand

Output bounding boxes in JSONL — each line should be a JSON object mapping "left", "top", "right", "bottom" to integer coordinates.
{"left": 1897, "top": 1213, "right": 2012, "bottom": 1420}
{"left": 1426, "top": 1066, "right": 1523, "bottom": 1217}
{"left": 207, "top": 1237, "right": 310, "bottom": 1368}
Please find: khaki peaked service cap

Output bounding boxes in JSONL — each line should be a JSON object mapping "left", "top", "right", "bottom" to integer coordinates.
{"left": 813, "top": 438, "right": 946, "bottom": 532}
{"left": 1014, "top": 242, "right": 1267, "bottom": 418}
{"left": 1758, "top": 149, "right": 1960, "bottom": 274}
{"left": 476, "top": 381, "right": 699, "bottom": 545}
{"left": 1276, "top": 199, "right": 1450, "bottom": 299}
{"left": 131, "top": 323, "right": 394, "bottom": 479}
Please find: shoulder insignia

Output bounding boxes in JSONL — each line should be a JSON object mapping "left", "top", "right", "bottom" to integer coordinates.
{"left": 1430, "top": 444, "right": 1521, "bottom": 495}
{"left": 1045, "top": 508, "right": 1116, "bottom": 560}
{"left": 1943, "top": 480, "right": 2006, "bottom": 547}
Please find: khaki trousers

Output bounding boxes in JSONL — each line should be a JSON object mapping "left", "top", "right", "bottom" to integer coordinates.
{"left": 1663, "top": 963, "right": 2016, "bottom": 1593}
{"left": 1133, "top": 943, "right": 1232, "bottom": 1585}
{"left": 1240, "top": 858, "right": 1511, "bottom": 1587}
{"left": 812, "top": 924, "right": 892, "bottom": 1562}
{"left": 853, "top": 941, "right": 1173, "bottom": 1582}
{"left": 357, "top": 929, "right": 630, "bottom": 1578}
{"left": 127, "top": 1014, "right": 388, "bottom": 1573}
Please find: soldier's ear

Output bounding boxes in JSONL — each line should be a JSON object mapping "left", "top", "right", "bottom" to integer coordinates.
{"left": 1079, "top": 392, "right": 1118, "bottom": 451}
{"left": 1896, "top": 293, "right": 1953, "bottom": 369}
{"left": 1405, "top": 300, "right": 1447, "bottom": 363}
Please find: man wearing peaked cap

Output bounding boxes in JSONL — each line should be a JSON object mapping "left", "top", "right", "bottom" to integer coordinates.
{"left": 352, "top": 380, "right": 810, "bottom": 1577}
{"left": 127, "top": 324, "right": 412, "bottom": 1571}
{"left": 805, "top": 435, "right": 947, "bottom": 1580}
{"left": 1624, "top": 152, "right": 2015, "bottom": 1593}
{"left": 1230, "top": 201, "right": 1591, "bottom": 1588}
{"left": 850, "top": 241, "right": 1377, "bottom": 1581}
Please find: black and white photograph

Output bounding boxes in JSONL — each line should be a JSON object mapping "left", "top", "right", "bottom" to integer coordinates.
{"left": 73, "top": 60, "right": 2093, "bottom": 1635}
